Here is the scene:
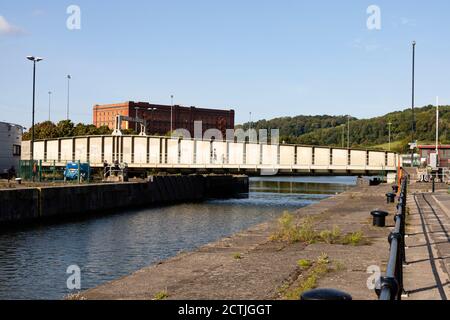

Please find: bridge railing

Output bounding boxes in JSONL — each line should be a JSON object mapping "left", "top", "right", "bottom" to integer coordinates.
{"left": 377, "top": 174, "right": 409, "bottom": 300}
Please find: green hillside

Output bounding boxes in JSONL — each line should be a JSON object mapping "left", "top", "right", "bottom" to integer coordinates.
{"left": 240, "top": 105, "right": 450, "bottom": 153}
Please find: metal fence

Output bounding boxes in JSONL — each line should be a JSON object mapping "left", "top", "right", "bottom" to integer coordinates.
{"left": 377, "top": 174, "right": 408, "bottom": 300}
{"left": 19, "top": 160, "right": 92, "bottom": 183}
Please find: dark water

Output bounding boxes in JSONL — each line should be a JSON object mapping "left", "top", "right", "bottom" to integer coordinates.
{"left": 0, "top": 176, "right": 356, "bottom": 300}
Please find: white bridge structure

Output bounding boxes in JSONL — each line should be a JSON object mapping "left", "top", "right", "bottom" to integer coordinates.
{"left": 22, "top": 135, "right": 398, "bottom": 175}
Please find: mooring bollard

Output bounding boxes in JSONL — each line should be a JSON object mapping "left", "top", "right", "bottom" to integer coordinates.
{"left": 392, "top": 185, "right": 399, "bottom": 193}
{"left": 386, "top": 193, "right": 396, "bottom": 204}
{"left": 371, "top": 210, "right": 389, "bottom": 227}
{"left": 301, "top": 288, "right": 352, "bottom": 301}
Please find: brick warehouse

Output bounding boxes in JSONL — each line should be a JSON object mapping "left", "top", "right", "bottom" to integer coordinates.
{"left": 93, "top": 101, "right": 235, "bottom": 136}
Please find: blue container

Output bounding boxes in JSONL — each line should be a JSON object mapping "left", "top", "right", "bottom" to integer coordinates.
{"left": 64, "top": 162, "right": 90, "bottom": 181}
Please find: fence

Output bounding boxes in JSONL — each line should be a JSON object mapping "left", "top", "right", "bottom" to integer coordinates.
{"left": 377, "top": 174, "right": 408, "bottom": 300}
{"left": 19, "top": 160, "right": 91, "bottom": 183}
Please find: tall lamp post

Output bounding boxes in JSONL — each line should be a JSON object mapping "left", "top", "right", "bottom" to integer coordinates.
{"left": 48, "top": 91, "right": 52, "bottom": 122}
{"left": 170, "top": 95, "right": 174, "bottom": 133}
{"left": 410, "top": 41, "right": 416, "bottom": 167}
{"left": 388, "top": 122, "right": 392, "bottom": 151}
{"left": 26, "top": 56, "right": 44, "bottom": 161}
{"left": 436, "top": 96, "right": 439, "bottom": 156}
{"left": 347, "top": 115, "right": 350, "bottom": 149}
{"left": 66, "top": 74, "right": 71, "bottom": 120}
{"left": 148, "top": 107, "right": 157, "bottom": 134}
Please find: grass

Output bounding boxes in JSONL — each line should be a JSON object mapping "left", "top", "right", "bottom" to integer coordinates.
{"left": 283, "top": 253, "right": 332, "bottom": 300}
{"left": 341, "top": 231, "right": 368, "bottom": 246}
{"left": 370, "top": 140, "right": 404, "bottom": 152}
{"left": 297, "top": 259, "right": 312, "bottom": 269}
{"left": 270, "top": 212, "right": 369, "bottom": 247}
{"left": 318, "top": 226, "right": 341, "bottom": 244}
{"left": 270, "top": 212, "right": 317, "bottom": 244}
{"left": 153, "top": 290, "right": 169, "bottom": 300}
{"left": 233, "top": 253, "right": 242, "bottom": 260}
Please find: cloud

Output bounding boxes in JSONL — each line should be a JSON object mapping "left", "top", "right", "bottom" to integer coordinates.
{"left": 32, "top": 9, "right": 45, "bottom": 17}
{"left": 352, "top": 38, "right": 379, "bottom": 52}
{"left": 400, "top": 17, "right": 416, "bottom": 27}
{"left": 0, "top": 16, "right": 25, "bottom": 36}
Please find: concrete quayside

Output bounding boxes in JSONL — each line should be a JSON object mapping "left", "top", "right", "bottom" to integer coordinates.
{"left": 80, "top": 179, "right": 450, "bottom": 300}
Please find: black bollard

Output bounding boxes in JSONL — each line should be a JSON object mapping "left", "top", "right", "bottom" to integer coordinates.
{"left": 432, "top": 177, "right": 435, "bottom": 193}
{"left": 392, "top": 185, "right": 399, "bottom": 193}
{"left": 301, "top": 288, "right": 352, "bottom": 301}
{"left": 371, "top": 210, "right": 389, "bottom": 227}
{"left": 386, "top": 193, "right": 396, "bottom": 204}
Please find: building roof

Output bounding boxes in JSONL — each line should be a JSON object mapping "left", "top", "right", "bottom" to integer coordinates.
{"left": 0, "top": 121, "right": 24, "bottom": 129}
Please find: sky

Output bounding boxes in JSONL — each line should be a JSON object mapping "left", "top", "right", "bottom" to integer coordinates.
{"left": 0, "top": 0, "right": 449, "bottom": 128}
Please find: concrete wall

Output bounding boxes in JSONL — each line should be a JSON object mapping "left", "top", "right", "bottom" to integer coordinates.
{"left": 0, "top": 188, "right": 39, "bottom": 223}
{"left": 0, "top": 175, "right": 249, "bottom": 225}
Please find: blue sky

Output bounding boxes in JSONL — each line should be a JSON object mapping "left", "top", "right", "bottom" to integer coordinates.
{"left": 1, "top": 1, "right": 449, "bottom": 128}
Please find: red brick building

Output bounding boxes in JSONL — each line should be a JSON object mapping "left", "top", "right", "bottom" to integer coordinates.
{"left": 418, "top": 145, "right": 450, "bottom": 168}
{"left": 93, "top": 101, "right": 235, "bottom": 136}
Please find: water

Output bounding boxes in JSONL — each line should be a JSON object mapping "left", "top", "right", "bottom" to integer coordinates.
{"left": 0, "top": 176, "right": 356, "bottom": 300}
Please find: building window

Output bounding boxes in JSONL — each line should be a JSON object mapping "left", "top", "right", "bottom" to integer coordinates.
{"left": 13, "top": 145, "right": 21, "bottom": 156}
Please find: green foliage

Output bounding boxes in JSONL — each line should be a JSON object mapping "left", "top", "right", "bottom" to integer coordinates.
{"left": 238, "top": 115, "right": 355, "bottom": 144}
{"left": 153, "top": 290, "right": 169, "bottom": 300}
{"left": 341, "top": 231, "right": 367, "bottom": 246}
{"left": 318, "top": 226, "right": 341, "bottom": 244}
{"left": 23, "top": 120, "right": 113, "bottom": 140}
{"left": 233, "top": 253, "right": 242, "bottom": 260}
{"left": 239, "top": 105, "right": 450, "bottom": 152}
{"left": 297, "top": 259, "right": 312, "bottom": 269}
{"left": 284, "top": 253, "right": 332, "bottom": 300}
{"left": 270, "top": 212, "right": 318, "bottom": 244}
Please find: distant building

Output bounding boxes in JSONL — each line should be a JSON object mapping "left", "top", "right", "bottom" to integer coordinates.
{"left": 418, "top": 145, "right": 450, "bottom": 168}
{"left": 0, "top": 122, "right": 23, "bottom": 175}
{"left": 93, "top": 101, "right": 235, "bottom": 136}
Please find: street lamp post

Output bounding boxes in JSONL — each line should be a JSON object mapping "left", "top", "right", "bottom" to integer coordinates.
{"left": 66, "top": 75, "right": 71, "bottom": 120}
{"left": 249, "top": 112, "right": 252, "bottom": 130}
{"left": 170, "top": 95, "right": 174, "bottom": 133}
{"left": 436, "top": 96, "right": 439, "bottom": 155}
{"left": 134, "top": 107, "right": 139, "bottom": 132}
{"left": 411, "top": 41, "right": 416, "bottom": 167}
{"left": 388, "top": 122, "right": 392, "bottom": 151}
{"left": 26, "top": 56, "right": 43, "bottom": 162}
{"left": 48, "top": 91, "right": 52, "bottom": 122}
{"left": 347, "top": 116, "right": 350, "bottom": 149}
{"left": 148, "top": 107, "right": 157, "bottom": 134}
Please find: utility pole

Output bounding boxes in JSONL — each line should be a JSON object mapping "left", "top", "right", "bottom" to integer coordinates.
{"left": 48, "top": 91, "right": 52, "bottom": 122}
{"left": 410, "top": 41, "right": 416, "bottom": 167}
{"left": 170, "top": 95, "right": 174, "bottom": 133}
{"left": 388, "top": 122, "right": 392, "bottom": 151}
{"left": 436, "top": 96, "right": 439, "bottom": 155}
{"left": 347, "top": 116, "right": 350, "bottom": 149}
{"left": 66, "top": 75, "right": 71, "bottom": 120}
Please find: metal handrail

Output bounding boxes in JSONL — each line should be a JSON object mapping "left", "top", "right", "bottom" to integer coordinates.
{"left": 378, "top": 175, "right": 409, "bottom": 300}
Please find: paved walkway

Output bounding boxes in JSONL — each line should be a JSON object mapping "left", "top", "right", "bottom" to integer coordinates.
{"left": 403, "top": 187, "right": 450, "bottom": 300}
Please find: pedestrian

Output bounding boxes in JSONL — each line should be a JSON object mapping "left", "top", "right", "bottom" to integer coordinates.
{"left": 32, "top": 162, "right": 37, "bottom": 182}
{"left": 103, "top": 160, "right": 109, "bottom": 178}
